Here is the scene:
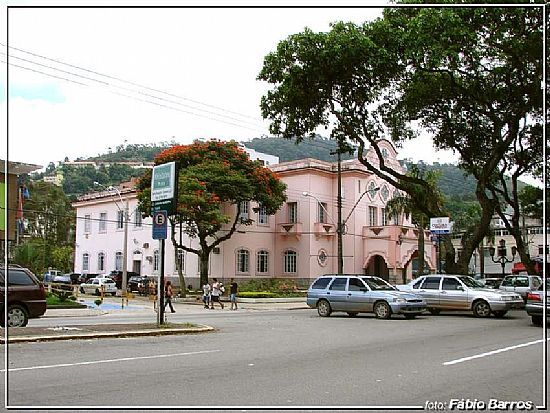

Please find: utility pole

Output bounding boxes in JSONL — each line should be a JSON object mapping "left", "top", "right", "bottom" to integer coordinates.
{"left": 330, "top": 146, "right": 344, "bottom": 275}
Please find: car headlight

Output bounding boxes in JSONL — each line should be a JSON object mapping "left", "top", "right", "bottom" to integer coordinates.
{"left": 394, "top": 298, "right": 406, "bottom": 303}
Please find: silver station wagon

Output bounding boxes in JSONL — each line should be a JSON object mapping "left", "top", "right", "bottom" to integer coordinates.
{"left": 397, "top": 275, "right": 523, "bottom": 318}
{"left": 306, "top": 275, "right": 426, "bottom": 319}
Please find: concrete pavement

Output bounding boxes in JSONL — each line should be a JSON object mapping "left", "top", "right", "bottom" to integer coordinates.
{"left": 2, "top": 296, "right": 309, "bottom": 343}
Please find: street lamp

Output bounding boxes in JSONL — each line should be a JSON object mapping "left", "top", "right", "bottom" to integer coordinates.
{"left": 489, "top": 239, "right": 517, "bottom": 278}
{"left": 303, "top": 187, "right": 379, "bottom": 275}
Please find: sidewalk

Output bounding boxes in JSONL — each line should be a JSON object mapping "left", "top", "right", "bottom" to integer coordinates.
{"left": 1, "top": 297, "right": 309, "bottom": 344}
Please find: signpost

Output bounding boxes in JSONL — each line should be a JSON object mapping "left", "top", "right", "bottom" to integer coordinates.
{"left": 430, "top": 217, "right": 452, "bottom": 273}
{"left": 151, "top": 161, "right": 177, "bottom": 326}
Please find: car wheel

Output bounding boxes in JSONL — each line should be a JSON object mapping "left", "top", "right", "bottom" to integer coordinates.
{"left": 7, "top": 305, "right": 28, "bottom": 327}
{"left": 404, "top": 314, "right": 416, "bottom": 319}
{"left": 428, "top": 308, "right": 440, "bottom": 315}
{"left": 317, "top": 299, "right": 332, "bottom": 317}
{"left": 347, "top": 312, "right": 358, "bottom": 317}
{"left": 532, "top": 315, "right": 543, "bottom": 326}
{"left": 472, "top": 300, "right": 491, "bottom": 318}
{"left": 80, "top": 287, "right": 85, "bottom": 294}
{"left": 493, "top": 310, "right": 507, "bottom": 318}
{"left": 374, "top": 301, "right": 392, "bottom": 319}
{"left": 95, "top": 288, "right": 101, "bottom": 296}
{"left": 111, "top": 292, "right": 117, "bottom": 296}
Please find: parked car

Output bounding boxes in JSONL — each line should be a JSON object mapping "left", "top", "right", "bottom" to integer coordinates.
{"left": 0, "top": 266, "right": 47, "bottom": 327}
{"left": 480, "top": 278, "right": 503, "bottom": 289}
{"left": 78, "top": 273, "right": 99, "bottom": 284}
{"left": 499, "top": 275, "right": 542, "bottom": 302}
{"left": 127, "top": 276, "right": 151, "bottom": 295}
{"left": 396, "top": 274, "right": 523, "bottom": 318}
{"left": 79, "top": 278, "right": 117, "bottom": 296}
{"left": 108, "top": 270, "right": 141, "bottom": 289}
{"left": 52, "top": 273, "right": 71, "bottom": 284}
{"left": 306, "top": 274, "right": 426, "bottom": 319}
{"left": 43, "top": 269, "right": 61, "bottom": 283}
{"left": 525, "top": 278, "right": 549, "bottom": 327}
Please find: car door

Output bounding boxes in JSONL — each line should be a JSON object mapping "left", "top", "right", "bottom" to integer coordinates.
{"left": 499, "top": 276, "right": 514, "bottom": 294}
{"left": 326, "top": 277, "right": 349, "bottom": 311}
{"left": 418, "top": 276, "right": 442, "bottom": 308}
{"left": 346, "top": 277, "right": 371, "bottom": 312}
{"left": 440, "top": 277, "right": 469, "bottom": 310}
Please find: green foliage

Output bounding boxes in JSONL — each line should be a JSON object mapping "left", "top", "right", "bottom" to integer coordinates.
{"left": 239, "top": 278, "right": 301, "bottom": 294}
{"left": 519, "top": 186, "right": 543, "bottom": 219}
{"left": 94, "top": 299, "right": 103, "bottom": 307}
{"left": 238, "top": 291, "right": 278, "bottom": 298}
{"left": 51, "top": 246, "right": 74, "bottom": 273}
{"left": 13, "top": 238, "right": 49, "bottom": 276}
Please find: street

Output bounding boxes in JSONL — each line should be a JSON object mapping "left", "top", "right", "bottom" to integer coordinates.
{"left": 1, "top": 307, "right": 547, "bottom": 409}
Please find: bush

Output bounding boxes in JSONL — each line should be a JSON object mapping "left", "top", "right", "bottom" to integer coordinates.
{"left": 239, "top": 278, "right": 300, "bottom": 295}
{"left": 238, "top": 291, "right": 277, "bottom": 298}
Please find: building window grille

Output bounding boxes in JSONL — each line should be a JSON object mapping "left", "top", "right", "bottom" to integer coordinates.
{"left": 287, "top": 202, "right": 298, "bottom": 224}
{"left": 82, "top": 253, "right": 89, "bottom": 272}
{"left": 153, "top": 249, "right": 159, "bottom": 272}
{"left": 258, "top": 204, "right": 269, "bottom": 225}
{"left": 237, "top": 249, "right": 250, "bottom": 273}
{"left": 117, "top": 210, "right": 124, "bottom": 229}
{"left": 99, "top": 212, "right": 107, "bottom": 232}
{"left": 284, "top": 250, "right": 297, "bottom": 273}
{"left": 368, "top": 206, "right": 378, "bottom": 226}
{"left": 97, "top": 252, "right": 105, "bottom": 272}
{"left": 257, "top": 250, "right": 269, "bottom": 273}
{"left": 239, "top": 201, "right": 249, "bottom": 222}
{"left": 318, "top": 203, "right": 328, "bottom": 223}
{"left": 115, "top": 251, "right": 123, "bottom": 271}
{"left": 134, "top": 208, "right": 142, "bottom": 227}
{"left": 84, "top": 214, "right": 91, "bottom": 233}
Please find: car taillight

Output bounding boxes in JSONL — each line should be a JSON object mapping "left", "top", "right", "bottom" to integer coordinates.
{"left": 527, "top": 292, "right": 541, "bottom": 301}
{"left": 39, "top": 283, "right": 46, "bottom": 295}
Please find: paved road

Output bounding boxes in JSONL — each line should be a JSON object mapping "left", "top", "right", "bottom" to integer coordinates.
{"left": 1, "top": 308, "right": 547, "bottom": 409}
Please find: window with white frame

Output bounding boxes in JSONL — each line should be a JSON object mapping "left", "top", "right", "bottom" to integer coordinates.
{"left": 134, "top": 208, "right": 142, "bottom": 228}
{"left": 257, "top": 250, "right": 269, "bottom": 274}
{"left": 99, "top": 212, "right": 107, "bottom": 233}
{"left": 284, "top": 250, "right": 297, "bottom": 273}
{"left": 174, "top": 249, "right": 184, "bottom": 273}
{"left": 82, "top": 253, "right": 89, "bottom": 272}
{"left": 318, "top": 202, "right": 328, "bottom": 223}
{"left": 287, "top": 202, "right": 298, "bottom": 223}
{"left": 239, "top": 201, "right": 249, "bottom": 222}
{"left": 115, "top": 251, "right": 123, "bottom": 271}
{"left": 84, "top": 214, "right": 91, "bottom": 233}
{"left": 97, "top": 252, "right": 105, "bottom": 272}
{"left": 117, "top": 210, "right": 124, "bottom": 229}
{"left": 237, "top": 249, "right": 250, "bottom": 273}
{"left": 258, "top": 204, "right": 269, "bottom": 225}
{"left": 368, "top": 206, "right": 378, "bottom": 226}
{"left": 153, "top": 249, "right": 160, "bottom": 272}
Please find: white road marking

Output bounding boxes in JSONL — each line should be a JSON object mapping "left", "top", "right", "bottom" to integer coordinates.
{"left": 443, "top": 338, "right": 549, "bottom": 366}
{"left": 1, "top": 349, "right": 220, "bottom": 372}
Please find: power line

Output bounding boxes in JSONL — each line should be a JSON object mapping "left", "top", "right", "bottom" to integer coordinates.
{"left": 1, "top": 43, "right": 265, "bottom": 123}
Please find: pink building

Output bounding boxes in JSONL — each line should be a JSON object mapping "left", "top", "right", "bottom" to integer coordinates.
{"left": 73, "top": 140, "right": 437, "bottom": 287}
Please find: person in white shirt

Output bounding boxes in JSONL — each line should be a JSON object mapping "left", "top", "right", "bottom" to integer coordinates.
{"left": 210, "top": 278, "right": 224, "bottom": 310}
{"left": 202, "top": 282, "right": 211, "bottom": 309}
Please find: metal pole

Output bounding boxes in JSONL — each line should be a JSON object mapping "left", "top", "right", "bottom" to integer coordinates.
{"left": 438, "top": 235, "right": 441, "bottom": 273}
{"left": 337, "top": 149, "right": 343, "bottom": 275}
{"left": 122, "top": 200, "right": 129, "bottom": 308}
{"left": 159, "top": 239, "right": 165, "bottom": 325}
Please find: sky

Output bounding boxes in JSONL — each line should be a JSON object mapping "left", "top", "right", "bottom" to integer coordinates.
{"left": 0, "top": 4, "right": 541, "bottom": 187}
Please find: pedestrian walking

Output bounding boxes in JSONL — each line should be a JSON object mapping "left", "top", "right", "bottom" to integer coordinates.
{"left": 230, "top": 278, "right": 238, "bottom": 310}
{"left": 202, "top": 281, "right": 211, "bottom": 309}
{"left": 210, "top": 278, "right": 224, "bottom": 310}
{"left": 164, "top": 280, "right": 175, "bottom": 313}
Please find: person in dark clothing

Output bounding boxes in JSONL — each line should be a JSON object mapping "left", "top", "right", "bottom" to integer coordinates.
{"left": 164, "top": 280, "right": 175, "bottom": 313}
{"left": 230, "top": 278, "right": 238, "bottom": 310}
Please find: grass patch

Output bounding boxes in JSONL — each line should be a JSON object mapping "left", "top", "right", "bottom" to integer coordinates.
{"left": 159, "top": 322, "right": 197, "bottom": 329}
{"left": 46, "top": 294, "right": 82, "bottom": 307}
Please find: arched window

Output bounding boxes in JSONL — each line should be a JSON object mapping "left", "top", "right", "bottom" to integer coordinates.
{"left": 257, "top": 250, "right": 269, "bottom": 274}
{"left": 236, "top": 249, "right": 250, "bottom": 273}
{"left": 97, "top": 252, "right": 105, "bottom": 272}
{"left": 115, "top": 251, "right": 123, "bottom": 271}
{"left": 82, "top": 253, "right": 89, "bottom": 272}
{"left": 284, "top": 250, "right": 297, "bottom": 274}
{"left": 153, "top": 249, "right": 160, "bottom": 272}
{"left": 175, "top": 249, "right": 185, "bottom": 273}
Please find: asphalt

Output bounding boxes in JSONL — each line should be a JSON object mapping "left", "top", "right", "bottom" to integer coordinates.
{"left": 1, "top": 295, "right": 308, "bottom": 343}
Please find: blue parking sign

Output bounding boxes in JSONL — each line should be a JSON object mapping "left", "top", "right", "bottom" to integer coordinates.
{"left": 152, "top": 210, "right": 168, "bottom": 240}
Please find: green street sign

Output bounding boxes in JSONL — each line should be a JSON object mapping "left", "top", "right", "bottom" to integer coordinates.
{"left": 151, "top": 162, "right": 177, "bottom": 216}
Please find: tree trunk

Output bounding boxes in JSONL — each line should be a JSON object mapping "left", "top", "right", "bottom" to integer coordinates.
{"left": 199, "top": 252, "right": 210, "bottom": 287}
{"left": 417, "top": 221, "right": 425, "bottom": 276}
{"left": 174, "top": 245, "right": 186, "bottom": 298}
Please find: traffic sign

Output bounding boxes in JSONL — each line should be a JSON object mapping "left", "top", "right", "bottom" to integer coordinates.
{"left": 152, "top": 210, "right": 168, "bottom": 240}
{"left": 430, "top": 217, "right": 451, "bottom": 234}
{"left": 151, "top": 162, "right": 177, "bottom": 216}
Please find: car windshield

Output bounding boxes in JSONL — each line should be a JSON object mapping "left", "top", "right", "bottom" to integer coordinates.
{"left": 361, "top": 277, "right": 396, "bottom": 291}
{"left": 458, "top": 276, "right": 484, "bottom": 288}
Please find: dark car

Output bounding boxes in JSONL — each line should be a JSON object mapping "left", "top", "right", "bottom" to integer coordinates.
{"left": 127, "top": 276, "right": 150, "bottom": 295}
{"left": 78, "top": 273, "right": 99, "bottom": 284}
{"left": 108, "top": 271, "right": 140, "bottom": 289}
{"left": 525, "top": 278, "right": 549, "bottom": 327}
{"left": 0, "top": 266, "right": 47, "bottom": 327}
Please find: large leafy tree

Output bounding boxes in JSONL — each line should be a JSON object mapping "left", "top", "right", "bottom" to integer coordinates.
{"left": 258, "top": 5, "right": 543, "bottom": 274}
{"left": 137, "top": 140, "right": 287, "bottom": 286}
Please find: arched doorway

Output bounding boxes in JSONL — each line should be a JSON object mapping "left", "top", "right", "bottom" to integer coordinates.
{"left": 364, "top": 255, "right": 389, "bottom": 281}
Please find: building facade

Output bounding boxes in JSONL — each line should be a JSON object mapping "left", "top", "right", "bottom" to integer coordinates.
{"left": 72, "top": 141, "right": 437, "bottom": 287}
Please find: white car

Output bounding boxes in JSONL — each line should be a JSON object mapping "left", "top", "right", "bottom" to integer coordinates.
{"left": 80, "top": 278, "right": 117, "bottom": 296}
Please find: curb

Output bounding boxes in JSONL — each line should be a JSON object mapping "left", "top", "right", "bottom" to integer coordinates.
{"left": 1, "top": 324, "right": 215, "bottom": 344}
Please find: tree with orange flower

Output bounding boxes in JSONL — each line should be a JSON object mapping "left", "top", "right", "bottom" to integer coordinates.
{"left": 137, "top": 140, "right": 286, "bottom": 287}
